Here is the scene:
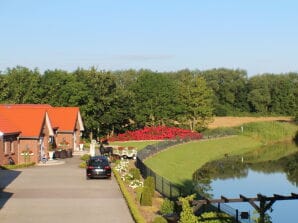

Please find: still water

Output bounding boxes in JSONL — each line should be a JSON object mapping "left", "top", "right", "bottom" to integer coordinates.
{"left": 211, "top": 170, "right": 298, "bottom": 222}
{"left": 193, "top": 142, "right": 298, "bottom": 222}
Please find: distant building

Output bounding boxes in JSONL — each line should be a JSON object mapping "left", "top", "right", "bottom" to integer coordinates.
{"left": 0, "top": 104, "right": 84, "bottom": 165}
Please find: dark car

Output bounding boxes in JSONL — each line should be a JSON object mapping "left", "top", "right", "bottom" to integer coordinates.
{"left": 86, "top": 156, "right": 111, "bottom": 179}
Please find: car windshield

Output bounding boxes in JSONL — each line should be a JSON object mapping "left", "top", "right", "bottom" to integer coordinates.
{"left": 89, "top": 158, "right": 108, "bottom": 167}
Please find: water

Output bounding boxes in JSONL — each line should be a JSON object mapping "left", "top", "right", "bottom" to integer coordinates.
{"left": 211, "top": 170, "right": 298, "bottom": 222}
{"left": 193, "top": 142, "right": 298, "bottom": 222}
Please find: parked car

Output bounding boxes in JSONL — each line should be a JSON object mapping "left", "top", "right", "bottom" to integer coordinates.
{"left": 86, "top": 156, "right": 111, "bottom": 179}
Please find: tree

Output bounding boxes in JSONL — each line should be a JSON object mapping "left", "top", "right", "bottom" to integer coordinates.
{"left": 0, "top": 74, "right": 9, "bottom": 103}
{"left": 177, "top": 73, "right": 213, "bottom": 131}
{"left": 247, "top": 75, "right": 272, "bottom": 113}
{"left": 199, "top": 68, "right": 249, "bottom": 115}
{"left": 131, "top": 71, "right": 181, "bottom": 126}
{"left": 4, "top": 66, "right": 42, "bottom": 103}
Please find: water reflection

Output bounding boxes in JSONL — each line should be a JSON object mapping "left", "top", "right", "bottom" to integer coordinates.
{"left": 192, "top": 142, "right": 298, "bottom": 222}
{"left": 193, "top": 142, "right": 298, "bottom": 187}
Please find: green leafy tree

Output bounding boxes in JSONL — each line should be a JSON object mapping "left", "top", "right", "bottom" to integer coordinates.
{"left": 200, "top": 68, "right": 249, "bottom": 115}
{"left": 0, "top": 74, "right": 9, "bottom": 103}
{"left": 131, "top": 71, "right": 181, "bottom": 126}
{"left": 5, "top": 66, "right": 42, "bottom": 103}
{"left": 177, "top": 73, "right": 213, "bottom": 131}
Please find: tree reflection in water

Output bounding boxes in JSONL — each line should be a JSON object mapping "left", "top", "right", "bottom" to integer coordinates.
{"left": 192, "top": 142, "right": 298, "bottom": 195}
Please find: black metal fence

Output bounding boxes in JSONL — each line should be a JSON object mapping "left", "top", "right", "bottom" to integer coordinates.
{"left": 136, "top": 139, "right": 249, "bottom": 223}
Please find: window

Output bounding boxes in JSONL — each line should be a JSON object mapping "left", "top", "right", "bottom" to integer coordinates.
{"left": 4, "top": 141, "right": 9, "bottom": 155}
{"left": 11, "top": 141, "right": 14, "bottom": 153}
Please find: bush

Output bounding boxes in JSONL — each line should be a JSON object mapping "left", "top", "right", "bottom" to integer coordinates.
{"left": 80, "top": 154, "right": 90, "bottom": 161}
{"left": 152, "top": 216, "right": 168, "bottom": 223}
{"left": 129, "top": 168, "right": 141, "bottom": 180}
{"left": 160, "top": 198, "right": 175, "bottom": 215}
{"left": 79, "top": 161, "right": 87, "bottom": 168}
{"left": 144, "top": 176, "right": 155, "bottom": 197}
{"left": 197, "top": 212, "right": 235, "bottom": 223}
{"left": 135, "top": 186, "right": 143, "bottom": 204}
{"left": 140, "top": 186, "right": 152, "bottom": 206}
{"left": 179, "top": 194, "right": 198, "bottom": 223}
{"left": 109, "top": 126, "right": 203, "bottom": 141}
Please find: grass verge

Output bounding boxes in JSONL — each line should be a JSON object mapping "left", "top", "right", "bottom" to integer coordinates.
{"left": 0, "top": 162, "right": 36, "bottom": 170}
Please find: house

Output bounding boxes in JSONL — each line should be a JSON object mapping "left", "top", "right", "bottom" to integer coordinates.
{"left": 0, "top": 104, "right": 84, "bottom": 165}
{"left": 0, "top": 115, "right": 21, "bottom": 165}
{"left": 0, "top": 107, "right": 54, "bottom": 164}
{"left": 47, "top": 107, "right": 84, "bottom": 151}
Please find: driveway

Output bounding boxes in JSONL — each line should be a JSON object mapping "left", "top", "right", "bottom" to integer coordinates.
{"left": 0, "top": 156, "right": 134, "bottom": 223}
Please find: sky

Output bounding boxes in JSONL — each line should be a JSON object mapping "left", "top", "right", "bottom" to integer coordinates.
{"left": 1, "top": 0, "right": 298, "bottom": 76}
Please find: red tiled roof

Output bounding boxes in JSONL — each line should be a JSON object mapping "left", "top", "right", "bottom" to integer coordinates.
{"left": 47, "top": 107, "right": 79, "bottom": 131}
{"left": 0, "top": 107, "right": 47, "bottom": 137}
{"left": 0, "top": 114, "right": 20, "bottom": 135}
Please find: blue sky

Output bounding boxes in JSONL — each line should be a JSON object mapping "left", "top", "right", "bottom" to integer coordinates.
{"left": 1, "top": 0, "right": 298, "bottom": 76}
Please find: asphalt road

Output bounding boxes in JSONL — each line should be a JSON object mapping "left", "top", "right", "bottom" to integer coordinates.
{"left": 0, "top": 156, "right": 134, "bottom": 223}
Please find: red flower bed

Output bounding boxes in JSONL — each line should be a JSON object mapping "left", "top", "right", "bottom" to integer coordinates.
{"left": 109, "top": 126, "right": 202, "bottom": 141}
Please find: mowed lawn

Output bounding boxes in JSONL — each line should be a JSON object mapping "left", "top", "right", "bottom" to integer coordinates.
{"left": 109, "top": 141, "right": 160, "bottom": 151}
{"left": 144, "top": 136, "right": 263, "bottom": 185}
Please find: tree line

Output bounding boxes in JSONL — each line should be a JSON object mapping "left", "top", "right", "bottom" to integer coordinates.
{"left": 0, "top": 66, "right": 297, "bottom": 138}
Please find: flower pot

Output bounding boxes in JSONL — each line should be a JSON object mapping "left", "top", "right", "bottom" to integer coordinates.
{"left": 48, "top": 151, "right": 54, "bottom": 160}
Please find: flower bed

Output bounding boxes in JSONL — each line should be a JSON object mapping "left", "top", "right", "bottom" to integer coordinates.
{"left": 109, "top": 126, "right": 202, "bottom": 141}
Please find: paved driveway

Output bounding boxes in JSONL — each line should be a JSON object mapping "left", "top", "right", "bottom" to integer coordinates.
{"left": 0, "top": 156, "right": 134, "bottom": 223}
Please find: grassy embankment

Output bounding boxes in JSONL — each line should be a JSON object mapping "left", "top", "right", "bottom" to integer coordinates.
{"left": 109, "top": 141, "right": 160, "bottom": 151}
{"left": 144, "top": 121, "right": 298, "bottom": 185}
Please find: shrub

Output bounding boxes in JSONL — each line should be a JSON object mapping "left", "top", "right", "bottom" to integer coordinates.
{"left": 135, "top": 186, "right": 143, "bottom": 204}
{"left": 109, "top": 126, "right": 203, "bottom": 141}
{"left": 144, "top": 176, "right": 155, "bottom": 197}
{"left": 197, "top": 212, "right": 235, "bottom": 223}
{"left": 80, "top": 154, "right": 90, "bottom": 161}
{"left": 160, "top": 198, "right": 175, "bottom": 215}
{"left": 140, "top": 186, "right": 152, "bottom": 206}
{"left": 79, "top": 161, "right": 87, "bottom": 168}
{"left": 129, "top": 167, "right": 141, "bottom": 180}
{"left": 152, "top": 216, "right": 168, "bottom": 223}
{"left": 179, "top": 194, "right": 198, "bottom": 223}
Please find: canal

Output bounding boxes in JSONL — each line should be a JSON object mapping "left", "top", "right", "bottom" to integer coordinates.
{"left": 193, "top": 142, "right": 298, "bottom": 222}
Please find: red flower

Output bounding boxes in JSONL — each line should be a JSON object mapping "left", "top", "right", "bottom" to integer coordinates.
{"left": 109, "top": 126, "right": 202, "bottom": 142}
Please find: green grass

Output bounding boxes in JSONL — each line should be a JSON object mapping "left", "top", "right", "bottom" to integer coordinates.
{"left": 144, "top": 121, "right": 298, "bottom": 186}
{"left": 109, "top": 141, "right": 160, "bottom": 151}
{"left": 242, "top": 121, "right": 297, "bottom": 143}
{"left": 144, "top": 136, "right": 263, "bottom": 185}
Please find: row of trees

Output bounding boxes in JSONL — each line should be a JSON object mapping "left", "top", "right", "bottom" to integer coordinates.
{"left": 0, "top": 66, "right": 297, "bottom": 138}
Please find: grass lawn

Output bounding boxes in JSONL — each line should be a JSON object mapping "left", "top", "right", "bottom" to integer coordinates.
{"left": 144, "top": 136, "right": 263, "bottom": 185}
{"left": 109, "top": 141, "right": 160, "bottom": 151}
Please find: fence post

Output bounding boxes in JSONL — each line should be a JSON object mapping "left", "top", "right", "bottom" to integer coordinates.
{"left": 236, "top": 209, "right": 239, "bottom": 222}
